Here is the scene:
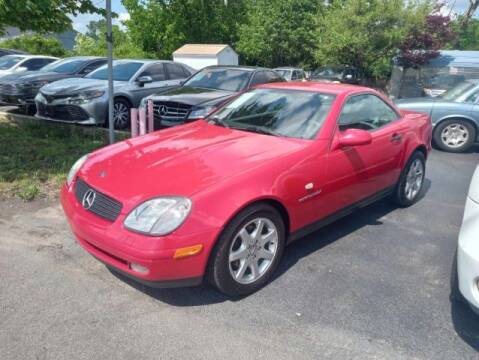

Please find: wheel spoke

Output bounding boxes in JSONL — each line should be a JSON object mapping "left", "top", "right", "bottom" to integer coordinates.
{"left": 252, "top": 219, "right": 265, "bottom": 241}
{"left": 250, "top": 260, "right": 260, "bottom": 279}
{"left": 257, "top": 248, "right": 274, "bottom": 261}
{"left": 260, "top": 229, "right": 276, "bottom": 246}
{"left": 234, "top": 259, "right": 248, "bottom": 280}
{"left": 238, "top": 228, "right": 253, "bottom": 245}
{"left": 229, "top": 247, "right": 248, "bottom": 262}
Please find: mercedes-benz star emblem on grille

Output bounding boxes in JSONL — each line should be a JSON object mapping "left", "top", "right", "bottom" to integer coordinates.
{"left": 82, "top": 189, "right": 96, "bottom": 210}
{"left": 157, "top": 105, "right": 168, "bottom": 116}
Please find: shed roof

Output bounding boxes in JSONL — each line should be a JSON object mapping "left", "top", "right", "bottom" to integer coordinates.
{"left": 173, "top": 44, "right": 233, "bottom": 56}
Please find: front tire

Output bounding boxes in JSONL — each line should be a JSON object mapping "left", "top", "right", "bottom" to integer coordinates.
{"left": 391, "top": 151, "right": 426, "bottom": 207}
{"left": 207, "top": 203, "right": 286, "bottom": 296}
{"left": 110, "top": 98, "right": 131, "bottom": 130}
{"left": 433, "top": 119, "right": 475, "bottom": 153}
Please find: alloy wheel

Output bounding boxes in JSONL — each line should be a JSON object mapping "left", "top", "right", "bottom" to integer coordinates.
{"left": 113, "top": 102, "right": 130, "bottom": 129}
{"left": 404, "top": 158, "right": 424, "bottom": 201}
{"left": 441, "top": 123, "right": 469, "bottom": 149}
{"left": 228, "top": 218, "right": 279, "bottom": 285}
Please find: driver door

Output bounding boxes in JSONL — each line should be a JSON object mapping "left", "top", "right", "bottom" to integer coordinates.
{"left": 130, "top": 63, "right": 175, "bottom": 103}
{"left": 320, "top": 94, "right": 407, "bottom": 215}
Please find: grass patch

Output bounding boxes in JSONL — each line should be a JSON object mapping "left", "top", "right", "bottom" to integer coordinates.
{"left": 0, "top": 119, "right": 116, "bottom": 201}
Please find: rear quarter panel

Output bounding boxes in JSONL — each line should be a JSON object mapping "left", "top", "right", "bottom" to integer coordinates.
{"left": 398, "top": 109, "right": 432, "bottom": 166}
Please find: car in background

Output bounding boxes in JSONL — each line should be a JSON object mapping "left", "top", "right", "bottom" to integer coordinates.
{"left": 274, "top": 67, "right": 306, "bottom": 81}
{"left": 142, "top": 66, "right": 284, "bottom": 128}
{"left": 395, "top": 80, "right": 479, "bottom": 153}
{"left": 457, "top": 165, "right": 479, "bottom": 315}
{"left": 35, "top": 60, "right": 194, "bottom": 129}
{"left": 0, "top": 48, "right": 28, "bottom": 57}
{"left": 61, "top": 82, "right": 431, "bottom": 296}
{"left": 0, "top": 54, "right": 57, "bottom": 77}
{"left": 422, "top": 74, "right": 466, "bottom": 98}
{"left": 0, "top": 56, "right": 107, "bottom": 111}
{"left": 310, "top": 66, "right": 362, "bottom": 84}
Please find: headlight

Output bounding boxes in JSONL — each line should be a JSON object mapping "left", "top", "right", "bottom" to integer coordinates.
{"left": 66, "top": 154, "right": 89, "bottom": 186}
{"left": 68, "top": 90, "right": 105, "bottom": 104}
{"left": 187, "top": 106, "right": 216, "bottom": 120}
{"left": 124, "top": 197, "right": 192, "bottom": 236}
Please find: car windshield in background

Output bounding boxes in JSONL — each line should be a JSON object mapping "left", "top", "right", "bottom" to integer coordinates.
{"left": 440, "top": 81, "right": 477, "bottom": 101}
{"left": 210, "top": 88, "right": 336, "bottom": 139}
{"left": 275, "top": 70, "right": 290, "bottom": 78}
{"left": 312, "top": 67, "right": 342, "bottom": 78}
{"left": 183, "top": 68, "right": 251, "bottom": 92}
{"left": 0, "top": 55, "right": 24, "bottom": 70}
{"left": 86, "top": 62, "right": 143, "bottom": 81}
{"left": 41, "top": 58, "right": 87, "bottom": 74}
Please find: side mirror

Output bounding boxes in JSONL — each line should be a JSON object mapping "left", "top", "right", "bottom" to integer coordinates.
{"left": 137, "top": 76, "right": 153, "bottom": 87}
{"left": 338, "top": 129, "right": 372, "bottom": 147}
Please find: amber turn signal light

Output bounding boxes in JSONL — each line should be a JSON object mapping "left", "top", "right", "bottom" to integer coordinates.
{"left": 173, "top": 244, "right": 203, "bottom": 259}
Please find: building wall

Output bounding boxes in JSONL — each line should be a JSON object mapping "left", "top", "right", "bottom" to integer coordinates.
{"left": 173, "top": 55, "right": 219, "bottom": 70}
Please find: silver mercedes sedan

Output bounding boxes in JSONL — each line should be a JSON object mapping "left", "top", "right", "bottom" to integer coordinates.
{"left": 34, "top": 59, "right": 194, "bottom": 129}
{"left": 395, "top": 80, "right": 479, "bottom": 153}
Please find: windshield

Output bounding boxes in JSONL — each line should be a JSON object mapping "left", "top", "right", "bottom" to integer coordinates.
{"left": 440, "top": 81, "right": 477, "bottom": 101}
{"left": 183, "top": 68, "right": 251, "bottom": 92}
{"left": 313, "top": 67, "right": 343, "bottom": 78}
{"left": 209, "top": 88, "right": 336, "bottom": 139}
{"left": 0, "top": 55, "right": 24, "bottom": 70}
{"left": 40, "top": 58, "right": 87, "bottom": 74}
{"left": 275, "top": 70, "right": 291, "bottom": 78}
{"left": 86, "top": 62, "right": 143, "bottom": 81}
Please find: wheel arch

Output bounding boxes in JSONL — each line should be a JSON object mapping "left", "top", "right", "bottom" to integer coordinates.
{"left": 114, "top": 94, "right": 133, "bottom": 107}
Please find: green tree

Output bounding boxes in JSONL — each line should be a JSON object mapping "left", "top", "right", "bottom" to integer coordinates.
{"left": 73, "top": 20, "right": 146, "bottom": 58}
{"left": 453, "top": 18, "right": 479, "bottom": 50}
{"left": 0, "top": 0, "right": 102, "bottom": 34}
{"left": 0, "top": 34, "right": 67, "bottom": 57}
{"left": 123, "top": 0, "right": 247, "bottom": 59}
{"left": 314, "top": 0, "right": 432, "bottom": 81}
{"left": 237, "top": 0, "right": 320, "bottom": 68}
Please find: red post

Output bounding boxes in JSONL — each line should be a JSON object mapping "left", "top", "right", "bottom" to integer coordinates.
{"left": 131, "top": 108, "right": 138, "bottom": 138}
{"left": 147, "top": 99, "right": 154, "bottom": 133}
{"left": 139, "top": 108, "right": 146, "bottom": 135}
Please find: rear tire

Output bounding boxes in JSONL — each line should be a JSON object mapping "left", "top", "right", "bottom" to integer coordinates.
{"left": 207, "top": 203, "right": 286, "bottom": 296}
{"left": 433, "top": 119, "right": 475, "bottom": 153}
{"left": 391, "top": 151, "right": 426, "bottom": 207}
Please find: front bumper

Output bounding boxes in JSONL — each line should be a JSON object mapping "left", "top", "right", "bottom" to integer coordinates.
{"left": 34, "top": 93, "right": 108, "bottom": 125}
{"left": 458, "top": 196, "right": 479, "bottom": 311}
{"left": 61, "top": 181, "right": 216, "bottom": 287}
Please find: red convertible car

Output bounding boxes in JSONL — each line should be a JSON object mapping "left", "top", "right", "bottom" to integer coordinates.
{"left": 61, "top": 82, "right": 432, "bottom": 296}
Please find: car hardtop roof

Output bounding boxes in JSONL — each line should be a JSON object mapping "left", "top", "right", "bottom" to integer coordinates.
{"left": 256, "top": 81, "right": 374, "bottom": 96}
{"left": 112, "top": 59, "right": 178, "bottom": 64}
{"left": 23, "top": 55, "right": 58, "bottom": 59}
{"left": 202, "top": 65, "right": 269, "bottom": 72}
{"left": 274, "top": 67, "right": 303, "bottom": 70}
{"left": 62, "top": 56, "right": 107, "bottom": 60}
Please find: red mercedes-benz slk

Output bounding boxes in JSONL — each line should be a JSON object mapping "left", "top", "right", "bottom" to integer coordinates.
{"left": 61, "top": 82, "right": 432, "bottom": 296}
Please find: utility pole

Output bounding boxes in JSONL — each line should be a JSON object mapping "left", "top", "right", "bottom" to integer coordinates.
{"left": 106, "top": 0, "right": 115, "bottom": 144}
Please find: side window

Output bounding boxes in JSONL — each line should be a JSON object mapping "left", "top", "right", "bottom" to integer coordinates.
{"left": 291, "top": 70, "right": 300, "bottom": 80}
{"left": 22, "top": 58, "right": 45, "bottom": 71}
{"left": 165, "top": 63, "right": 188, "bottom": 80}
{"left": 466, "top": 90, "right": 479, "bottom": 104}
{"left": 250, "top": 71, "right": 266, "bottom": 86}
{"left": 139, "top": 63, "right": 166, "bottom": 81}
{"left": 78, "top": 60, "right": 107, "bottom": 75}
{"left": 338, "top": 94, "right": 399, "bottom": 131}
{"left": 265, "top": 71, "right": 283, "bottom": 83}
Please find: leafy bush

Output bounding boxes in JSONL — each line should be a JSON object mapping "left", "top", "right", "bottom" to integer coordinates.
{"left": 0, "top": 34, "right": 67, "bottom": 57}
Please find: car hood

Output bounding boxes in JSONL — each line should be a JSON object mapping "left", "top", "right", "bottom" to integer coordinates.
{"left": 147, "top": 86, "right": 235, "bottom": 106}
{"left": 41, "top": 78, "right": 125, "bottom": 94}
{"left": 79, "top": 120, "right": 307, "bottom": 208}
{"left": 0, "top": 71, "right": 72, "bottom": 84}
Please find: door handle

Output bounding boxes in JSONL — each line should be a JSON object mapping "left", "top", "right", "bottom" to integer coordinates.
{"left": 391, "top": 133, "right": 402, "bottom": 142}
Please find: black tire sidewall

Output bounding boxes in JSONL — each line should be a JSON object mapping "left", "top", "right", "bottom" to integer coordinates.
{"left": 394, "top": 151, "right": 426, "bottom": 207}
{"left": 433, "top": 119, "right": 475, "bottom": 153}
{"left": 208, "top": 204, "right": 286, "bottom": 296}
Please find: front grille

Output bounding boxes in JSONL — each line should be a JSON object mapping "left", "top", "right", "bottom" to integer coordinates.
{"left": 41, "top": 92, "right": 72, "bottom": 103}
{"left": 0, "top": 83, "right": 19, "bottom": 95}
{"left": 153, "top": 101, "right": 192, "bottom": 124}
{"left": 37, "top": 103, "right": 89, "bottom": 121}
{"left": 75, "top": 178, "right": 122, "bottom": 222}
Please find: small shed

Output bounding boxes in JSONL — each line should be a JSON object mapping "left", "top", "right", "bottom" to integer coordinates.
{"left": 172, "top": 44, "right": 239, "bottom": 70}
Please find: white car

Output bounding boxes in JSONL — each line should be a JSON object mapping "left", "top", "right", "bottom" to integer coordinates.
{"left": 0, "top": 54, "right": 57, "bottom": 77}
{"left": 458, "top": 165, "right": 479, "bottom": 314}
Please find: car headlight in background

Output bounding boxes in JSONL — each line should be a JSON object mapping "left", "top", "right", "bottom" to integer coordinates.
{"left": 66, "top": 154, "right": 89, "bottom": 186}
{"left": 187, "top": 106, "right": 216, "bottom": 120}
{"left": 124, "top": 197, "right": 192, "bottom": 236}
{"left": 68, "top": 90, "right": 105, "bottom": 104}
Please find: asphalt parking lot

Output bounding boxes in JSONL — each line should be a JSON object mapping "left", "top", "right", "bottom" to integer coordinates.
{"left": 1, "top": 146, "right": 479, "bottom": 359}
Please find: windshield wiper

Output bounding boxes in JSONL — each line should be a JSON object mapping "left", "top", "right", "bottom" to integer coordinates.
{"left": 230, "top": 125, "right": 281, "bottom": 137}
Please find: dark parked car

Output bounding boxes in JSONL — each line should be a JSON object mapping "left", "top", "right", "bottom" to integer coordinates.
{"left": 310, "top": 66, "right": 362, "bottom": 84}
{"left": 35, "top": 60, "right": 194, "bottom": 129}
{"left": 0, "top": 56, "right": 107, "bottom": 111}
{"left": 142, "top": 66, "right": 285, "bottom": 128}
{"left": 395, "top": 80, "right": 479, "bottom": 152}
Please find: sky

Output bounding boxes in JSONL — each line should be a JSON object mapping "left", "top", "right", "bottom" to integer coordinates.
{"left": 70, "top": 0, "right": 477, "bottom": 34}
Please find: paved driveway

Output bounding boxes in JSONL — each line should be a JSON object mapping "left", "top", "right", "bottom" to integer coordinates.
{"left": 1, "top": 147, "right": 479, "bottom": 359}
